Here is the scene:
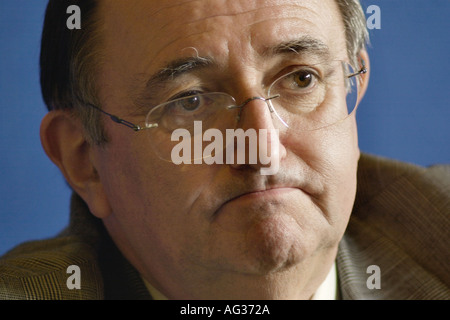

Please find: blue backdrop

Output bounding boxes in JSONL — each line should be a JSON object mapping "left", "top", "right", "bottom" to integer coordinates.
{"left": 1, "top": 0, "right": 449, "bottom": 255}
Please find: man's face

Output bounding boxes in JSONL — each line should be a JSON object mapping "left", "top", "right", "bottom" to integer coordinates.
{"left": 92, "top": 0, "right": 360, "bottom": 299}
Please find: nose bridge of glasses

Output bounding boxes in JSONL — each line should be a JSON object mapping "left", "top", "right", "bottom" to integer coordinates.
{"left": 230, "top": 95, "right": 282, "bottom": 132}
{"left": 237, "top": 95, "right": 276, "bottom": 109}
{"left": 228, "top": 94, "right": 279, "bottom": 118}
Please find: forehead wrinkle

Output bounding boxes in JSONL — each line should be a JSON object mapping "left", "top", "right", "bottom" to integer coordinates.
{"left": 149, "top": 0, "right": 202, "bottom": 15}
{"left": 154, "top": 0, "right": 291, "bottom": 26}
{"left": 153, "top": 1, "right": 319, "bottom": 45}
{"left": 149, "top": 27, "right": 219, "bottom": 63}
{"left": 145, "top": 1, "right": 338, "bottom": 66}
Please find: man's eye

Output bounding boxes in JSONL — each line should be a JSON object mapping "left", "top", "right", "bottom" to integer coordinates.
{"left": 275, "top": 68, "right": 320, "bottom": 93}
{"left": 169, "top": 91, "right": 203, "bottom": 110}
{"left": 180, "top": 95, "right": 201, "bottom": 111}
{"left": 165, "top": 91, "right": 213, "bottom": 115}
{"left": 293, "top": 71, "right": 313, "bottom": 88}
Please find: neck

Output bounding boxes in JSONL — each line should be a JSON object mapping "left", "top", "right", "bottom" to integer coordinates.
{"left": 143, "top": 248, "right": 338, "bottom": 300}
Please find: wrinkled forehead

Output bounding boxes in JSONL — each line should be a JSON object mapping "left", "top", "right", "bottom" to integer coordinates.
{"left": 98, "top": 0, "right": 347, "bottom": 75}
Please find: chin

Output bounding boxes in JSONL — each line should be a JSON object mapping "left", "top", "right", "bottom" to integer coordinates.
{"left": 233, "top": 214, "right": 318, "bottom": 275}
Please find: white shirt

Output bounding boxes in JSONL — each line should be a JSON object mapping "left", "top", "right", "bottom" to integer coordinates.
{"left": 311, "top": 262, "right": 337, "bottom": 300}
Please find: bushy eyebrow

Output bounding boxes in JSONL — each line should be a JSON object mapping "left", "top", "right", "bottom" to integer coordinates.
{"left": 142, "top": 36, "right": 330, "bottom": 93}
{"left": 144, "top": 56, "right": 214, "bottom": 93}
{"left": 264, "top": 36, "right": 330, "bottom": 60}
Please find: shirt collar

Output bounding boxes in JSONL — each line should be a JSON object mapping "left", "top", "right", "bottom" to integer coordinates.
{"left": 311, "top": 262, "right": 337, "bottom": 300}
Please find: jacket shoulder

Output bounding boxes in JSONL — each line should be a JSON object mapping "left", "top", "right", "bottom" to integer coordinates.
{"left": 340, "top": 154, "right": 450, "bottom": 299}
{"left": 355, "top": 153, "right": 450, "bottom": 209}
{"left": 0, "top": 235, "right": 104, "bottom": 300}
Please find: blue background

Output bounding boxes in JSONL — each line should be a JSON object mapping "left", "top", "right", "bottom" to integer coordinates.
{"left": 1, "top": 0, "right": 449, "bottom": 255}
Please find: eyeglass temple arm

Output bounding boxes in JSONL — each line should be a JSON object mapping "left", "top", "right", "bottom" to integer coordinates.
{"left": 87, "top": 104, "right": 144, "bottom": 131}
{"left": 347, "top": 59, "right": 367, "bottom": 78}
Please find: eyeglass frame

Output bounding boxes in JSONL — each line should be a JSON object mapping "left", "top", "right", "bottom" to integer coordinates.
{"left": 87, "top": 59, "right": 367, "bottom": 132}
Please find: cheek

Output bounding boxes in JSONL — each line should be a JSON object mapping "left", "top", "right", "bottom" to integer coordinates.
{"left": 287, "top": 120, "right": 358, "bottom": 173}
{"left": 96, "top": 135, "right": 221, "bottom": 266}
{"left": 99, "top": 131, "right": 209, "bottom": 211}
{"left": 286, "top": 118, "right": 359, "bottom": 227}
{"left": 98, "top": 134, "right": 220, "bottom": 233}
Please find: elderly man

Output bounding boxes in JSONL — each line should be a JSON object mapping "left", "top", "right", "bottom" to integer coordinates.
{"left": 0, "top": 0, "right": 448, "bottom": 300}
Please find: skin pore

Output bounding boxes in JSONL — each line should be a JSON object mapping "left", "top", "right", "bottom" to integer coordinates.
{"left": 42, "top": 0, "right": 368, "bottom": 299}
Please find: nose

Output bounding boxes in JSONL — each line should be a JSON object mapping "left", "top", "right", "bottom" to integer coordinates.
{"left": 227, "top": 95, "right": 287, "bottom": 175}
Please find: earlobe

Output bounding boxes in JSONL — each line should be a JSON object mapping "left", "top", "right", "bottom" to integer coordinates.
{"left": 40, "top": 110, "right": 112, "bottom": 219}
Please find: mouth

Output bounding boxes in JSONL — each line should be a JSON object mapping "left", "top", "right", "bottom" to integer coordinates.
{"left": 208, "top": 169, "right": 323, "bottom": 219}
{"left": 213, "top": 186, "right": 303, "bottom": 218}
{"left": 228, "top": 187, "right": 299, "bottom": 202}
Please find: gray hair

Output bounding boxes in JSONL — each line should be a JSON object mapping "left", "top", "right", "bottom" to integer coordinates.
{"left": 335, "top": 0, "right": 370, "bottom": 68}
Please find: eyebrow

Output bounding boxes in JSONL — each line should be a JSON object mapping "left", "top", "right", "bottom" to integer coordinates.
{"left": 143, "top": 36, "right": 330, "bottom": 92}
{"left": 144, "top": 56, "right": 214, "bottom": 93}
{"left": 264, "top": 36, "right": 330, "bottom": 60}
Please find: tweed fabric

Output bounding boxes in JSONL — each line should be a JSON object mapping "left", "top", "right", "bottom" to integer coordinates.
{"left": 338, "top": 154, "right": 449, "bottom": 299}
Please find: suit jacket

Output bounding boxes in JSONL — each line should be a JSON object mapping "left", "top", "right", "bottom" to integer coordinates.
{"left": 0, "top": 153, "right": 449, "bottom": 299}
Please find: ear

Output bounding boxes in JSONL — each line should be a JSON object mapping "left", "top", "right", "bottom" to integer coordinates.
{"left": 357, "top": 50, "right": 370, "bottom": 102}
{"left": 40, "top": 110, "right": 112, "bottom": 219}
